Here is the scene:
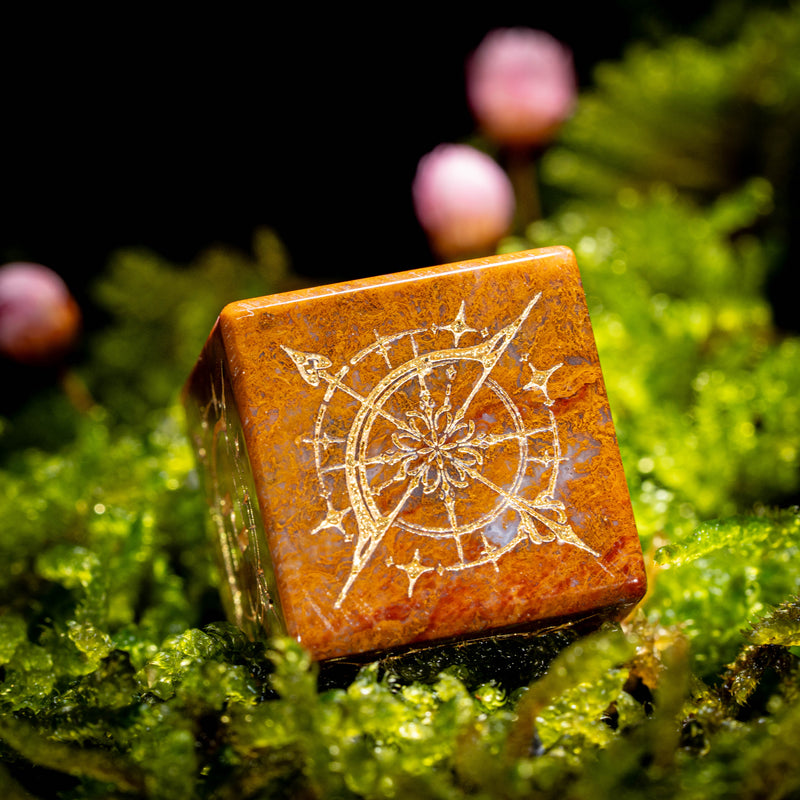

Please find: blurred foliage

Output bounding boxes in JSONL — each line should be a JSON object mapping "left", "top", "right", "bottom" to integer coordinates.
{"left": 2, "top": 4, "right": 800, "bottom": 798}
{"left": 542, "top": 3, "right": 800, "bottom": 207}
{"left": 87, "top": 228, "right": 295, "bottom": 426}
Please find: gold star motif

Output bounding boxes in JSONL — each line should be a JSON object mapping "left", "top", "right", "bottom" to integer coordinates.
{"left": 522, "top": 362, "right": 562, "bottom": 405}
{"left": 393, "top": 549, "right": 434, "bottom": 597}
{"left": 440, "top": 301, "right": 477, "bottom": 346}
{"left": 311, "top": 502, "right": 351, "bottom": 537}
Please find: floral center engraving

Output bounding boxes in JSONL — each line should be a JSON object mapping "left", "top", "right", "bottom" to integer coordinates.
{"left": 382, "top": 382, "right": 482, "bottom": 499}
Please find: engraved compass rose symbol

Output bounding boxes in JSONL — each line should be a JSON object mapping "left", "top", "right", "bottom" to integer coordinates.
{"left": 282, "top": 294, "right": 598, "bottom": 607}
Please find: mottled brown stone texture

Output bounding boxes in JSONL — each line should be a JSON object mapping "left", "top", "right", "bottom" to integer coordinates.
{"left": 184, "top": 247, "right": 646, "bottom": 661}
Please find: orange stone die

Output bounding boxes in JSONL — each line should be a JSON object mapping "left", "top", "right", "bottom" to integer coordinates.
{"left": 183, "top": 247, "right": 646, "bottom": 661}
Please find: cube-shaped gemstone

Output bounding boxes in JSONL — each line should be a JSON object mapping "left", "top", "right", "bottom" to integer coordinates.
{"left": 183, "top": 247, "right": 646, "bottom": 661}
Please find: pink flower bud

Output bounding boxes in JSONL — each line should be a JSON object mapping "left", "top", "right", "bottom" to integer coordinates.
{"left": 466, "top": 28, "right": 576, "bottom": 147}
{"left": 0, "top": 262, "right": 81, "bottom": 365}
{"left": 412, "top": 144, "right": 515, "bottom": 260}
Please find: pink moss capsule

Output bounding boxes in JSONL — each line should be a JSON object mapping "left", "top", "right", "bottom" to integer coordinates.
{"left": 0, "top": 262, "right": 81, "bottom": 364}
{"left": 466, "top": 28, "right": 576, "bottom": 148}
{"left": 412, "top": 144, "right": 515, "bottom": 259}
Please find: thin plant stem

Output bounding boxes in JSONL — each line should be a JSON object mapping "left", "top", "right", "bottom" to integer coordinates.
{"left": 506, "top": 147, "right": 541, "bottom": 234}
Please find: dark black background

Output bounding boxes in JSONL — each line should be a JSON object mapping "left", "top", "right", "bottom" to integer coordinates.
{"left": 1, "top": 3, "right": 750, "bottom": 330}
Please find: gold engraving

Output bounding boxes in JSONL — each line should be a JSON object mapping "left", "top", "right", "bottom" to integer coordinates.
{"left": 282, "top": 295, "right": 599, "bottom": 607}
{"left": 388, "top": 550, "right": 435, "bottom": 597}
{"left": 439, "top": 300, "right": 477, "bottom": 345}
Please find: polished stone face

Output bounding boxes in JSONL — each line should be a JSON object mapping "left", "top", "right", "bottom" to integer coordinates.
{"left": 184, "top": 247, "right": 647, "bottom": 661}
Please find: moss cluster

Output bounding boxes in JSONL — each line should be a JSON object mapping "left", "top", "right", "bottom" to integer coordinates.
{"left": 3, "top": 5, "right": 800, "bottom": 798}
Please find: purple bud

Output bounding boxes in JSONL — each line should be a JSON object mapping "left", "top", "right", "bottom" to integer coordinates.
{"left": 0, "top": 262, "right": 81, "bottom": 364}
{"left": 467, "top": 28, "right": 576, "bottom": 148}
{"left": 412, "top": 144, "right": 515, "bottom": 260}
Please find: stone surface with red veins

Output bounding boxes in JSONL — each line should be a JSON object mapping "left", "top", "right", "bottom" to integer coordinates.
{"left": 184, "top": 247, "right": 647, "bottom": 661}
